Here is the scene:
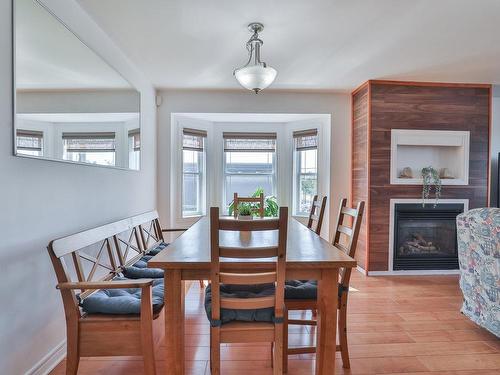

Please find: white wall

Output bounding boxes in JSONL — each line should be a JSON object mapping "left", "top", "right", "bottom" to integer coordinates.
{"left": 157, "top": 89, "right": 351, "bottom": 236}
{"left": 491, "top": 85, "right": 500, "bottom": 207}
{"left": 0, "top": 0, "right": 157, "bottom": 374}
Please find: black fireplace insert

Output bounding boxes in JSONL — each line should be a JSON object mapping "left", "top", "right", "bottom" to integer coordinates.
{"left": 393, "top": 203, "right": 464, "bottom": 270}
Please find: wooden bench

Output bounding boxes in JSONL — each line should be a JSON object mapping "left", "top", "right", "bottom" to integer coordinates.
{"left": 47, "top": 211, "right": 167, "bottom": 375}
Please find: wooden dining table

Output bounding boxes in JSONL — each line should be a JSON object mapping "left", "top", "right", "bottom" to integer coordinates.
{"left": 148, "top": 216, "right": 357, "bottom": 375}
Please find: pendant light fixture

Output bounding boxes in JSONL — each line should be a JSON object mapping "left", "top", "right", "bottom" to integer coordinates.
{"left": 234, "top": 22, "right": 277, "bottom": 94}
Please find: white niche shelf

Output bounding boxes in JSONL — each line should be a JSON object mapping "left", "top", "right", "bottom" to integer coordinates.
{"left": 390, "top": 129, "right": 470, "bottom": 185}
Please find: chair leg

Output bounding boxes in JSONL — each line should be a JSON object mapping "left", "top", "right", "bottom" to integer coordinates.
{"left": 282, "top": 308, "right": 289, "bottom": 373}
{"left": 338, "top": 301, "right": 350, "bottom": 369}
{"left": 273, "top": 323, "right": 283, "bottom": 375}
{"left": 210, "top": 326, "right": 220, "bottom": 375}
{"left": 141, "top": 326, "right": 157, "bottom": 375}
{"left": 65, "top": 322, "right": 79, "bottom": 375}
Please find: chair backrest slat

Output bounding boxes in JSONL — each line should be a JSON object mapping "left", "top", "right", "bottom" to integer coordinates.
{"left": 332, "top": 199, "right": 365, "bottom": 290}
{"left": 219, "top": 272, "right": 277, "bottom": 285}
{"left": 221, "top": 296, "right": 276, "bottom": 310}
{"left": 233, "top": 192, "right": 265, "bottom": 218}
{"left": 219, "top": 218, "right": 279, "bottom": 231}
{"left": 219, "top": 246, "right": 278, "bottom": 259}
{"left": 307, "top": 195, "right": 327, "bottom": 235}
{"left": 210, "top": 206, "right": 288, "bottom": 320}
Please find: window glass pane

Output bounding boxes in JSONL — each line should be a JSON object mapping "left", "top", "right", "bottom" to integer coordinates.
{"left": 64, "top": 138, "right": 115, "bottom": 151}
{"left": 182, "top": 148, "right": 204, "bottom": 217}
{"left": 16, "top": 130, "right": 43, "bottom": 156}
{"left": 300, "top": 149, "right": 317, "bottom": 174}
{"left": 128, "top": 136, "right": 140, "bottom": 170}
{"left": 224, "top": 138, "right": 276, "bottom": 152}
{"left": 295, "top": 147, "right": 318, "bottom": 216}
{"left": 183, "top": 134, "right": 204, "bottom": 151}
{"left": 225, "top": 152, "right": 274, "bottom": 174}
{"left": 183, "top": 150, "right": 201, "bottom": 173}
{"left": 225, "top": 175, "right": 274, "bottom": 208}
{"left": 299, "top": 173, "right": 317, "bottom": 214}
{"left": 183, "top": 173, "right": 200, "bottom": 215}
{"left": 64, "top": 151, "right": 116, "bottom": 166}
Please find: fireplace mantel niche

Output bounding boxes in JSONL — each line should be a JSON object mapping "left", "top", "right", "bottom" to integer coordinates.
{"left": 351, "top": 80, "right": 491, "bottom": 274}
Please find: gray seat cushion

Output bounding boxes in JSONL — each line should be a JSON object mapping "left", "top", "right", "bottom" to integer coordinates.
{"left": 81, "top": 278, "right": 164, "bottom": 315}
{"left": 205, "top": 283, "right": 276, "bottom": 325}
{"left": 285, "top": 280, "right": 317, "bottom": 300}
{"left": 147, "top": 242, "right": 169, "bottom": 256}
{"left": 123, "top": 255, "right": 164, "bottom": 279}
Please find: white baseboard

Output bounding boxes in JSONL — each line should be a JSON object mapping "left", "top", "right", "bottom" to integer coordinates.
{"left": 368, "top": 269, "right": 460, "bottom": 276}
{"left": 25, "top": 340, "right": 66, "bottom": 375}
{"left": 356, "top": 265, "right": 367, "bottom": 275}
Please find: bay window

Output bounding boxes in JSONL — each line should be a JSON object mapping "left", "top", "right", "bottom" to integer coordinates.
{"left": 293, "top": 129, "right": 318, "bottom": 216}
{"left": 223, "top": 132, "right": 276, "bottom": 211}
{"left": 16, "top": 129, "right": 43, "bottom": 157}
{"left": 62, "top": 132, "right": 116, "bottom": 166}
{"left": 182, "top": 128, "right": 206, "bottom": 217}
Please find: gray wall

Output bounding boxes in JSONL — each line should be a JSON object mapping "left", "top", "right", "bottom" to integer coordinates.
{"left": 156, "top": 89, "right": 351, "bottom": 237}
{"left": 0, "top": 0, "right": 157, "bottom": 374}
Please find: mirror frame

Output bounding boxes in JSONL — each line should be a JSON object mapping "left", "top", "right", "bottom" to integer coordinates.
{"left": 12, "top": 0, "right": 142, "bottom": 171}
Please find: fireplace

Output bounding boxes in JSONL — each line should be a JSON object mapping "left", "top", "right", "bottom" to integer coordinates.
{"left": 393, "top": 203, "right": 464, "bottom": 270}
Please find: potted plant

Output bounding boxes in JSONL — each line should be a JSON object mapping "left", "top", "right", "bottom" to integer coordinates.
{"left": 228, "top": 187, "right": 279, "bottom": 217}
{"left": 237, "top": 204, "right": 253, "bottom": 220}
{"left": 421, "top": 166, "right": 442, "bottom": 207}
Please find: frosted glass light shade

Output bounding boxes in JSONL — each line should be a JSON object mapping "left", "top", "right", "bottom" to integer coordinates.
{"left": 234, "top": 64, "right": 277, "bottom": 93}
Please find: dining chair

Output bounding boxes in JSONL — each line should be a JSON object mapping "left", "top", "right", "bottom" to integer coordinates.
{"left": 283, "top": 198, "right": 365, "bottom": 371}
{"left": 233, "top": 192, "right": 265, "bottom": 218}
{"left": 206, "top": 206, "right": 288, "bottom": 375}
{"left": 307, "top": 195, "right": 327, "bottom": 235}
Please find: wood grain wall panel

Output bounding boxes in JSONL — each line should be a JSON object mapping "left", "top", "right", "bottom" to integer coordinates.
{"left": 351, "top": 84, "right": 369, "bottom": 270}
{"left": 351, "top": 81, "right": 490, "bottom": 272}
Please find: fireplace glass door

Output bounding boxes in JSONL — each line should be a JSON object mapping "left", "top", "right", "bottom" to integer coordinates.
{"left": 393, "top": 203, "right": 464, "bottom": 270}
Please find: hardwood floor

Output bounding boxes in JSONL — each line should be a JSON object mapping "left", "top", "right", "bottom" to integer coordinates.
{"left": 50, "top": 272, "right": 500, "bottom": 375}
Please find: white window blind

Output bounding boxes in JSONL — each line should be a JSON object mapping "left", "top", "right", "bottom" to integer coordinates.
{"left": 293, "top": 129, "right": 318, "bottom": 151}
{"left": 183, "top": 128, "right": 207, "bottom": 151}
{"left": 223, "top": 132, "right": 277, "bottom": 152}
{"left": 16, "top": 130, "right": 43, "bottom": 151}
{"left": 128, "top": 129, "right": 140, "bottom": 151}
{"left": 62, "top": 132, "right": 116, "bottom": 152}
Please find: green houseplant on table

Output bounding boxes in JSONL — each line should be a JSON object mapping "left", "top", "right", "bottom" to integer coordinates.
{"left": 228, "top": 187, "right": 279, "bottom": 217}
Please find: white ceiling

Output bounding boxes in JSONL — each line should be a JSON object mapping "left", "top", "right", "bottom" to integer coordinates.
{"left": 75, "top": 0, "right": 500, "bottom": 92}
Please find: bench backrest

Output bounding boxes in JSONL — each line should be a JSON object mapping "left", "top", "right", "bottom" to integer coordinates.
{"left": 47, "top": 211, "right": 163, "bottom": 315}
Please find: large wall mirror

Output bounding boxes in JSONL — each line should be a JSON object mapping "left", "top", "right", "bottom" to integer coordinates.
{"left": 14, "top": 0, "right": 141, "bottom": 170}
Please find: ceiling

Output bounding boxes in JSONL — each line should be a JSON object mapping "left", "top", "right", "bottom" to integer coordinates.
{"left": 73, "top": 0, "right": 500, "bottom": 92}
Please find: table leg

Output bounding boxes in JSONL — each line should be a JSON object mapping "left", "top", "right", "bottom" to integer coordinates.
{"left": 165, "top": 269, "right": 185, "bottom": 375}
{"left": 315, "top": 268, "right": 339, "bottom": 374}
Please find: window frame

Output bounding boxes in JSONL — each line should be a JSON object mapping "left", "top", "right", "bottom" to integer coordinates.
{"left": 222, "top": 132, "right": 277, "bottom": 214}
{"left": 181, "top": 129, "right": 207, "bottom": 218}
{"left": 292, "top": 129, "right": 319, "bottom": 217}
{"left": 62, "top": 131, "right": 117, "bottom": 166}
{"left": 222, "top": 150, "right": 277, "bottom": 214}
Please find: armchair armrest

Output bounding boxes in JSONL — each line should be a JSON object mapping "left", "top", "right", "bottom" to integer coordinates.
{"left": 57, "top": 279, "right": 154, "bottom": 290}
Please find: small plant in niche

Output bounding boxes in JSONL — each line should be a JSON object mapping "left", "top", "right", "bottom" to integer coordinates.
{"left": 421, "top": 166, "right": 442, "bottom": 207}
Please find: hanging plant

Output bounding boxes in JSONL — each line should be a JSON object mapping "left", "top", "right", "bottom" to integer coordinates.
{"left": 421, "top": 166, "right": 442, "bottom": 207}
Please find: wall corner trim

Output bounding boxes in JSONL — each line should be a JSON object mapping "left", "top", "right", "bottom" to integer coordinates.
{"left": 24, "top": 340, "right": 66, "bottom": 375}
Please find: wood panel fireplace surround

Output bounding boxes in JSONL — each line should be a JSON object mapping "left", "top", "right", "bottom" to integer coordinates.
{"left": 351, "top": 80, "right": 491, "bottom": 274}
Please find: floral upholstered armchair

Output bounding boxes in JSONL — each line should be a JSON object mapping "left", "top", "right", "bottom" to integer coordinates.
{"left": 456, "top": 208, "right": 500, "bottom": 337}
